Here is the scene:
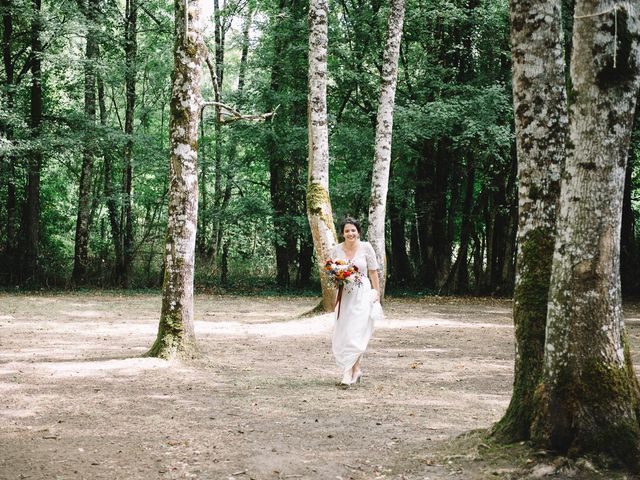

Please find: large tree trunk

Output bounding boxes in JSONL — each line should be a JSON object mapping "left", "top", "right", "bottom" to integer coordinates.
{"left": 307, "top": 0, "right": 336, "bottom": 311}
{"left": 21, "top": 0, "right": 43, "bottom": 282}
{"left": 367, "top": 0, "right": 405, "bottom": 300}
{"left": 72, "top": 0, "right": 99, "bottom": 284}
{"left": 120, "top": 0, "right": 137, "bottom": 286}
{"left": 492, "top": 0, "right": 567, "bottom": 442}
{"left": 531, "top": 0, "right": 640, "bottom": 465}
{"left": 147, "top": 0, "right": 206, "bottom": 359}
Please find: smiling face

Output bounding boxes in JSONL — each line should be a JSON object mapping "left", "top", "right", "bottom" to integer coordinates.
{"left": 342, "top": 223, "right": 360, "bottom": 242}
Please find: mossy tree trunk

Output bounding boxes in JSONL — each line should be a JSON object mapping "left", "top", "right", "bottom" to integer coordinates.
{"left": 531, "top": 0, "right": 640, "bottom": 466}
{"left": 307, "top": 0, "right": 336, "bottom": 312}
{"left": 367, "top": 0, "right": 405, "bottom": 301}
{"left": 492, "top": 0, "right": 567, "bottom": 442}
{"left": 147, "top": 0, "right": 206, "bottom": 360}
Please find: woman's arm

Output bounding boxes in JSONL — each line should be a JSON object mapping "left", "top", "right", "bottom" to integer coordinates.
{"left": 369, "top": 269, "right": 381, "bottom": 302}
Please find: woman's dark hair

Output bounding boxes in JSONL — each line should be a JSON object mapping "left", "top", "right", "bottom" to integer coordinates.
{"left": 338, "top": 216, "right": 362, "bottom": 240}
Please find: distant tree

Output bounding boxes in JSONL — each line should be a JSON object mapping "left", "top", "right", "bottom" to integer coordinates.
{"left": 120, "top": 0, "right": 137, "bottom": 287}
{"left": 72, "top": 0, "right": 100, "bottom": 284}
{"left": 20, "top": 0, "right": 43, "bottom": 282}
{"left": 148, "top": 0, "right": 206, "bottom": 359}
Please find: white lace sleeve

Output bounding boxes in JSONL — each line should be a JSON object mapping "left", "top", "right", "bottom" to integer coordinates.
{"left": 364, "top": 242, "right": 380, "bottom": 271}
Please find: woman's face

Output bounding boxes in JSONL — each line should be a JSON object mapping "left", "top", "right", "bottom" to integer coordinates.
{"left": 343, "top": 223, "right": 359, "bottom": 242}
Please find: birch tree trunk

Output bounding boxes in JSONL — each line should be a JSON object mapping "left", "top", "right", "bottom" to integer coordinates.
{"left": 531, "top": 0, "right": 640, "bottom": 465}
{"left": 147, "top": 0, "right": 206, "bottom": 359}
{"left": 307, "top": 0, "right": 336, "bottom": 311}
{"left": 367, "top": 0, "right": 405, "bottom": 300}
{"left": 492, "top": 0, "right": 567, "bottom": 442}
{"left": 72, "top": 0, "right": 99, "bottom": 285}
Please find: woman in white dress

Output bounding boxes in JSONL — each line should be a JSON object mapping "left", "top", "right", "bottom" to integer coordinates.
{"left": 331, "top": 217, "right": 383, "bottom": 386}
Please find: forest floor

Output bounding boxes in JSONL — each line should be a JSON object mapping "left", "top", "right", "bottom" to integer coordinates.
{"left": 1, "top": 293, "right": 639, "bottom": 480}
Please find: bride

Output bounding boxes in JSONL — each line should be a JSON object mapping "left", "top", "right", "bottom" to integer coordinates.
{"left": 331, "top": 217, "right": 383, "bottom": 387}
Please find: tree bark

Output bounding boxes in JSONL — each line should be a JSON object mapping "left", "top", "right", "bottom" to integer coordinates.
{"left": 21, "top": 0, "right": 43, "bottom": 282}
{"left": 307, "top": 0, "right": 336, "bottom": 311}
{"left": 147, "top": 0, "right": 206, "bottom": 359}
{"left": 72, "top": 0, "right": 99, "bottom": 284}
{"left": 367, "top": 0, "right": 405, "bottom": 301}
{"left": 531, "top": 0, "right": 640, "bottom": 465}
{"left": 492, "top": 0, "right": 567, "bottom": 442}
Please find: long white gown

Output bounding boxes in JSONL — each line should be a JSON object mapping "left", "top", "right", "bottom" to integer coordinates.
{"left": 331, "top": 241, "right": 384, "bottom": 372}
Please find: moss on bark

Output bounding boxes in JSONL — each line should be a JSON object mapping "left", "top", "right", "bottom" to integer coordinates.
{"left": 493, "top": 227, "right": 554, "bottom": 442}
{"left": 306, "top": 181, "right": 336, "bottom": 238}
{"left": 531, "top": 346, "right": 640, "bottom": 469}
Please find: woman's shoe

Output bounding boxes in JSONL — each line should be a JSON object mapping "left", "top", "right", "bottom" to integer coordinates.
{"left": 352, "top": 369, "right": 363, "bottom": 385}
{"left": 340, "top": 369, "right": 353, "bottom": 387}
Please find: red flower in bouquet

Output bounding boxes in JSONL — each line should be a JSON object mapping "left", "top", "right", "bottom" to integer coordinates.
{"left": 323, "top": 259, "right": 363, "bottom": 319}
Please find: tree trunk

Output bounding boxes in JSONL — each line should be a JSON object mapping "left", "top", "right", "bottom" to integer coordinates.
{"left": 1, "top": 0, "right": 16, "bottom": 265}
{"left": 266, "top": 0, "right": 308, "bottom": 289}
{"left": 147, "top": 0, "right": 206, "bottom": 359}
{"left": 121, "top": 0, "right": 137, "bottom": 286}
{"left": 208, "top": 0, "right": 226, "bottom": 272}
{"left": 414, "top": 141, "right": 451, "bottom": 290}
{"left": 447, "top": 158, "right": 475, "bottom": 294}
{"left": 237, "top": 0, "right": 253, "bottom": 94}
{"left": 21, "top": 0, "right": 43, "bottom": 282}
{"left": 307, "top": 0, "right": 336, "bottom": 311}
{"left": 531, "top": 0, "right": 640, "bottom": 465}
{"left": 621, "top": 133, "right": 639, "bottom": 295}
{"left": 388, "top": 163, "right": 413, "bottom": 286}
{"left": 498, "top": 148, "right": 519, "bottom": 296}
{"left": 297, "top": 230, "right": 314, "bottom": 288}
{"left": 72, "top": 0, "right": 99, "bottom": 284}
{"left": 99, "top": 70, "right": 124, "bottom": 284}
{"left": 367, "top": 0, "right": 405, "bottom": 300}
{"left": 492, "top": 0, "right": 567, "bottom": 442}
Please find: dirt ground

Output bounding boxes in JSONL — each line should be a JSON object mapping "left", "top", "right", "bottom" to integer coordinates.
{"left": 1, "top": 293, "right": 640, "bottom": 480}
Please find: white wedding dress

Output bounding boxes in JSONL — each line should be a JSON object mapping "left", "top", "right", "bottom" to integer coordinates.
{"left": 331, "top": 241, "right": 384, "bottom": 373}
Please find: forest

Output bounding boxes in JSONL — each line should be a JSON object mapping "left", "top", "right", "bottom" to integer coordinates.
{"left": 4, "top": 0, "right": 640, "bottom": 477}
{"left": 0, "top": 0, "right": 552, "bottom": 295}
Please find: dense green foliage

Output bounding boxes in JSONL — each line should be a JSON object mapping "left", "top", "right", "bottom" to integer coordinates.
{"left": 0, "top": 0, "right": 638, "bottom": 294}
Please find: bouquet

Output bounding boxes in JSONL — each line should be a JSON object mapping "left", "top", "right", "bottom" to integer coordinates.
{"left": 323, "top": 259, "right": 363, "bottom": 318}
